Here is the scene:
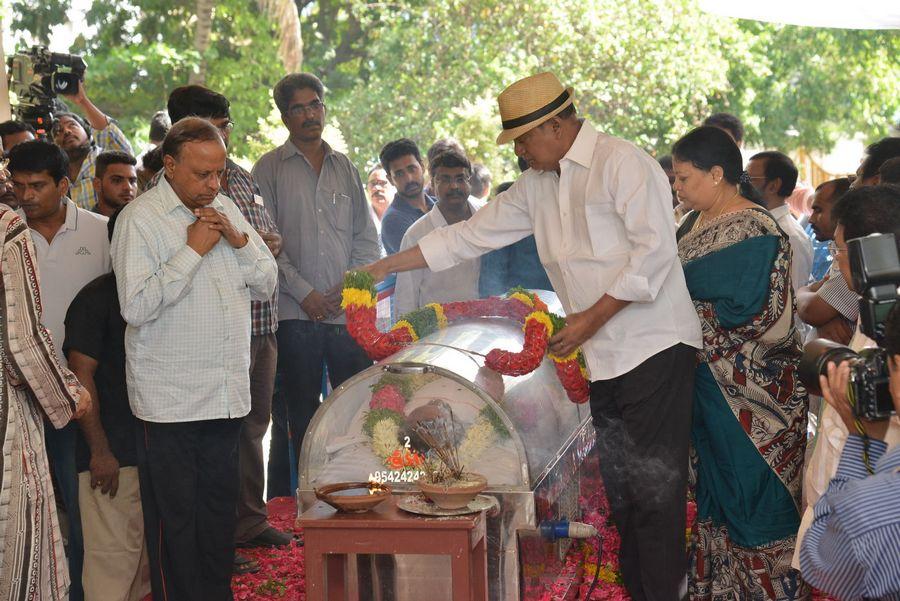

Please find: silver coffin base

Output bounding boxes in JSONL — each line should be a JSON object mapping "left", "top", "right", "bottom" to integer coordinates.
{"left": 296, "top": 418, "right": 597, "bottom": 600}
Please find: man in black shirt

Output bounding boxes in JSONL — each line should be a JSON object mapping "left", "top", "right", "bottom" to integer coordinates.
{"left": 64, "top": 210, "right": 150, "bottom": 601}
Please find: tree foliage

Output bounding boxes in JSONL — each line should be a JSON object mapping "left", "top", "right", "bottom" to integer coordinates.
{"left": 7, "top": 0, "right": 899, "bottom": 178}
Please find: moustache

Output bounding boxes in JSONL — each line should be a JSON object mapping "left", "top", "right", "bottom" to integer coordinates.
{"left": 403, "top": 183, "right": 421, "bottom": 193}
{"left": 302, "top": 120, "right": 320, "bottom": 128}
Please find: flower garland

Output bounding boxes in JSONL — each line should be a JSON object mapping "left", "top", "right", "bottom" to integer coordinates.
{"left": 362, "top": 373, "right": 511, "bottom": 475}
{"left": 342, "top": 272, "right": 590, "bottom": 403}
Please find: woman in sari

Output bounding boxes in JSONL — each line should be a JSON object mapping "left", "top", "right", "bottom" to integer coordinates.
{"left": 0, "top": 162, "right": 89, "bottom": 600}
{"left": 672, "top": 127, "right": 809, "bottom": 601}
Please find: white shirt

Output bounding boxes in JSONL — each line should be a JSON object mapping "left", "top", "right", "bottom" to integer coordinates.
{"left": 418, "top": 121, "right": 702, "bottom": 380}
{"left": 769, "top": 204, "right": 813, "bottom": 291}
{"left": 26, "top": 199, "right": 111, "bottom": 365}
{"left": 111, "top": 177, "right": 277, "bottom": 423}
{"left": 394, "top": 201, "right": 481, "bottom": 318}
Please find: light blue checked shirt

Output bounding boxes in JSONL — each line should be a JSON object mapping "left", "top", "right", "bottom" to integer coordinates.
{"left": 800, "top": 435, "right": 900, "bottom": 600}
{"left": 111, "top": 177, "right": 277, "bottom": 423}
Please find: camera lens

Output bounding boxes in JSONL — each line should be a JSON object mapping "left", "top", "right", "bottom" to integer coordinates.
{"left": 798, "top": 338, "right": 859, "bottom": 396}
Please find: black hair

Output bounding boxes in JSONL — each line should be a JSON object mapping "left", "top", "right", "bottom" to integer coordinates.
{"left": 495, "top": 181, "right": 514, "bottom": 195}
{"left": 469, "top": 163, "right": 491, "bottom": 197}
{"left": 53, "top": 112, "right": 93, "bottom": 143}
{"left": 702, "top": 112, "right": 744, "bottom": 144}
{"left": 161, "top": 117, "right": 223, "bottom": 159}
{"left": 7, "top": 140, "right": 69, "bottom": 183}
{"left": 556, "top": 103, "right": 577, "bottom": 120}
{"left": 0, "top": 120, "right": 35, "bottom": 138}
{"left": 885, "top": 303, "right": 900, "bottom": 357}
{"left": 671, "top": 126, "right": 760, "bottom": 204}
{"left": 814, "top": 177, "right": 851, "bottom": 202}
{"left": 273, "top": 73, "right": 325, "bottom": 114}
{"left": 876, "top": 156, "right": 900, "bottom": 185}
{"left": 750, "top": 151, "right": 798, "bottom": 198}
{"left": 167, "top": 86, "right": 230, "bottom": 123}
{"left": 142, "top": 146, "right": 164, "bottom": 172}
{"left": 149, "top": 111, "right": 171, "bottom": 143}
{"left": 429, "top": 149, "right": 471, "bottom": 177}
{"left": 96, "top": 150, "right": 137, "bottom": 180}
{"left": 860, "top": 137, "right": 900, "bottom": 181}
{"left": 426, "top": 138, "right": 464, "bottom": 166}
{"left": 517, "top": 156, "right": 529, "bottom": 173}
{"left": 657, "top": 154, "right": 673, "bottom": 171}
{"left": 832, "top": 184, "right": 900, "bottom": 241}
{"left": 380, "top": 138, "right": 422, "bottom": 174}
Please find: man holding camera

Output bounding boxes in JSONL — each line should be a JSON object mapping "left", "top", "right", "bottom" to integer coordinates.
{"left": 799, "top": 300, "right": 900, "bottom": 599}
{"left": 795, "top": 184, "right": 900, "bottom": 570}
{"left": 52, "top": 80, "right": 133, "bottom": 210}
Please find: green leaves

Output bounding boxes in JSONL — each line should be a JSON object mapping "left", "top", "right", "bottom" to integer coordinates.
{"left": 10, "top": 0, "right": 897, "bottom": 169}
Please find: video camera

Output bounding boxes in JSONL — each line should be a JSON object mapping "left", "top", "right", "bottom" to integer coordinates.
{"left": 799, "top": 232, "right": 900, "bottom": 420}
{"left": 6, "top": 45, "right": 87, "bottom": 135}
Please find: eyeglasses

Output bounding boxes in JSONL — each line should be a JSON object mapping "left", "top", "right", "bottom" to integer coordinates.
{"left": 286, "top": 100, "right": 325, "bottom": 117}
{"left": 434, "top": 175, "right": 470, "bottom": 187}
{"left": 217, "top": 120, "right": 235, "bottom": 132}
{"left": 828, "top": 241, "right": 848, "bottom": 256}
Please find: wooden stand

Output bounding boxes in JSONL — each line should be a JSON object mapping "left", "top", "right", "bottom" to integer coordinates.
{"left": 298, "top": 497, "right": 488, "bottom": 601}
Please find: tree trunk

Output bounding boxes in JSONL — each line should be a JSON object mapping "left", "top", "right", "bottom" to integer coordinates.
{"left": 258, "top": 0, "right": 303, "bottom": 71}
{"left": 189, "top": 0, "right": 215, "bottom": 85}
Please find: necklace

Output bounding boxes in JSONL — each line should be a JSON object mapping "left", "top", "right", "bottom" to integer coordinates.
{"left": 696, "top": 187, "right": 740, "bottom": 230}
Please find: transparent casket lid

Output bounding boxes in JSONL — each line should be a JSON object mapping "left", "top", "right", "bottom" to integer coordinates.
{"left": 299, "top": 309, "right": 591, "bottom": 491}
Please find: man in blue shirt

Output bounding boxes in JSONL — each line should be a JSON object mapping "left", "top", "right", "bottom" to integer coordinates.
{"left": 801, "top": 266, "right": 900, "bottom": 600}
{"left": 378, "top": 138, "right": 436, "bottom": 254}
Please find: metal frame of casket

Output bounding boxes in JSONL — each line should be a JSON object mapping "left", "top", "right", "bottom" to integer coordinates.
{"left": 296, "top": 292, "right": 596, "bottom": 600}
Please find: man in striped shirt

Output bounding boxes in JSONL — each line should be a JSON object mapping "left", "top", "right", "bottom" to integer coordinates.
{"left": 802, "top": 301, "right": 900, "bottom": 600}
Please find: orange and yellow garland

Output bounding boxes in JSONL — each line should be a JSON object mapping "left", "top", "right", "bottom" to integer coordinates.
{"left": 342, "top": 272, "right": 589, "bottom": 403}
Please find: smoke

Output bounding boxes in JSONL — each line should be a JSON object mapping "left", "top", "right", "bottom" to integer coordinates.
{"left": 592, "top": 417, "right": 683, "bottom": 513}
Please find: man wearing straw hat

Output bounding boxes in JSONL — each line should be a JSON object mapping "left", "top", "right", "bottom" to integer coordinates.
{"left": 362, "top": 72, "right": 701, "bottom": 600}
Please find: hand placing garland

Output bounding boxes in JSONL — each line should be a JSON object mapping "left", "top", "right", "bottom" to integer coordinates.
{"left": 342, "top": 272, "right": 590, "bottom": 403}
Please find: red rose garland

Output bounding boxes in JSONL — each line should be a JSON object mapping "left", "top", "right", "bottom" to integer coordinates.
{"left": 342, "top": 274, "right": 590, "bottom": 403}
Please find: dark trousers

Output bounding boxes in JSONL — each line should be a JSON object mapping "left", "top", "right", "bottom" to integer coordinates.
{"left": 235, "top": 334, "right": 278, "bottom": 542}
{"left": 267, "top": 319, "right": 372, "bottom": 498}
{"left": 137, "top": 418, "right": 243, "bottom": 601}
{"left": 590, "top": 343, "right": 696, "bottom": 601}
{"left": 45, "top": 421, "right": 83, "bottom": 601}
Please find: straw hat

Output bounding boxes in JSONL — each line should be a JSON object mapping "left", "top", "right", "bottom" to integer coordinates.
{"left": 496, "top": 72, "right": 575, "bottom": 144}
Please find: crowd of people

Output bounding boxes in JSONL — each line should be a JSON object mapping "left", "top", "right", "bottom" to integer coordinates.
{"left": 0, "top": 65, "right": 898, "bottom": 601}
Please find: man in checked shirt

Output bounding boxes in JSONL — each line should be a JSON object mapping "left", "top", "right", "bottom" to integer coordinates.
{"left": 146, "top": 86, "right": 292, "bottom": 566}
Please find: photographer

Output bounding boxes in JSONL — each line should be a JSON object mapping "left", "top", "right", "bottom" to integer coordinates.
{"left": 51, "top": 80, "right": 133, "bottom": 210}
{"left": 799, "top": 303, "right": 900, "bottom": 599}
{"left": 796, "top": 184, "right": 900, "bottom": 567}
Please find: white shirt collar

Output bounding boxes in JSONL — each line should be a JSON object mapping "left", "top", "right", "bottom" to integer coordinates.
{"left": 768, "top": 204, "right": 791, "bottom": 220}
{"left": 427, "top": 200, "right": 477, "bottom": 229}
{"left": 562, "top": 120, "right": 599, "bottom": 169}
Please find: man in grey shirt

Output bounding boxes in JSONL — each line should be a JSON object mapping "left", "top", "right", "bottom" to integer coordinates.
{"left": 252, "top": 73, "right": 379, "bottom": 496}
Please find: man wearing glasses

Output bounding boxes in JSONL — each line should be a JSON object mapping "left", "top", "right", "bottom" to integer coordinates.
{"left": 746, "top": 151, "right": 814, "bottom": 292}
{"left": 252, "top": 73, "right": 379, "bottom": 498}
{"left": 145, "top": 85, "right": 290, "bottom": 567}
{"left": 52, "top": 78, "right": 133, "bottom": 211}
{"left": 394, "top": 148, "right": 480, "bottom": 317}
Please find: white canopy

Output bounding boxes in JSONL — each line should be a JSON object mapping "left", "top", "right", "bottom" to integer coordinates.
{"left": 698, "top": 0, "right": 900, "bottom": 29}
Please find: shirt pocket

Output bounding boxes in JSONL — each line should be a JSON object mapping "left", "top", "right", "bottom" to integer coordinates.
{"left": 322, "top": 189, "right": 352, "bottom": 232}
{"left": 584, "top": 203, "right": 624, "bottom": 255}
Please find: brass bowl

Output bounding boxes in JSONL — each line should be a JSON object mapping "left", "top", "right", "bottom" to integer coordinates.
{"left": 314, "top": 481, "right": 392, "bottom": 513}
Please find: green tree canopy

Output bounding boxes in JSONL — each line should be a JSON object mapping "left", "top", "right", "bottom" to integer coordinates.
{"left": 8, "top": 0, "right": 899, "bottom": 179}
